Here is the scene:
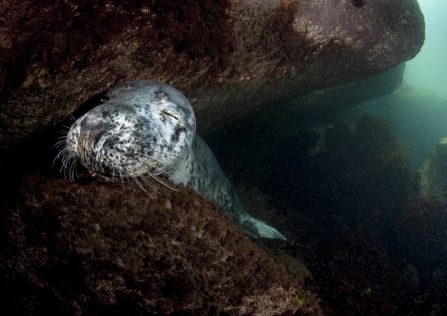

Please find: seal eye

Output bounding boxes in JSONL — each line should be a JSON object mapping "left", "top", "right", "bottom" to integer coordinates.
{"left": 160, "top": 110, "right": 179, "bottom": 121}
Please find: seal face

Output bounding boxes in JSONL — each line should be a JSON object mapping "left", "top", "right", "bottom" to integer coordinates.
{"left": 64, "top": 80, "right": 195, "bottom": 184}
{"left": 58, "top": 80, "right": 286, "bottom": 240}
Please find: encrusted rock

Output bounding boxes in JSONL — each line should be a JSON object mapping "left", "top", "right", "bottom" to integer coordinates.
{"left": 0, "top": 0, "right": 424, "bottom": 151}
{"left": 417, "top": 137, "right": 447, "bottom": 202}
{"left": 0, "top": 173, "right": 323, "bottom": 315}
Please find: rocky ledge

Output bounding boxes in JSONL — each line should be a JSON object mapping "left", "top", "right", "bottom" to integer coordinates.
{"left": 0, "top": 0, "right": 424, "bottom": 151}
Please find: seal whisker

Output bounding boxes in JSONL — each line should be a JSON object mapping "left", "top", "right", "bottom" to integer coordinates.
{"left": 61, "top": 151, "right": 71, "bottom": 169}
{"left": 60, "top": 157, "right": 70, "bottom": 173}
{"left": 145, "top": 171, "right": 178, "bottom": 191}
{"left": 118, "top": 170, "right": 126, "bottom": 190}
{"left": 131, "top": 175, "right": 147, "bottom": 192}
{"left": 58, "top": 152, "right": 72, "bottom": 179}
{"left": 154, "top": 164, "right": 188, "bottom": 177}
{"left": 53, "top": 139, "right": 65, "bottom": 147}
{"left": 141, "top": 153, "right": 187, "bottom": 177}
{"left": 151, "top": 165, "right": 171, "bottom": 176}
{"left": 145, "top": 151, "right": 185, "bottom": 161}
{"left": 56, "top": 149, "right": 70, "bottom": 170}
{"left": 64, "top": 155, "right": 75, "bottom": 177}
{"left": 69, "top": 158, "right": 77, "bottom": 181}
{"left": 70, "top": 115, "right": 76, "bottom": 122}
{"left": 53, "top": 139, "right": 67, "bottom": 149}
{"left": 136, "top": 171, "right": 159, "bottom": 192}
{"left": 63, "top": 151, "right": 72, "bottom": 166}
{"left": 145, "top": 163, "right": 188, "bottom": 186}
{"left": 141, "top": 154, "right": 188, "bottom": 178}
{"left": 53, "top": 146, "right": 67, "bottom": 167}
{"left": 162, "top": 75, "right": 187, "bottom": 94}
{"left": 68, "top": 159, "right": 73, "bottom": 181}
{"left": 55, "top": 145, "right": 67, "bottom": 157}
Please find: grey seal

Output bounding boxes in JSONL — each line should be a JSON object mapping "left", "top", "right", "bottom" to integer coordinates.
{"left": 57, "top": 80, "right": 286, "bottom": 240}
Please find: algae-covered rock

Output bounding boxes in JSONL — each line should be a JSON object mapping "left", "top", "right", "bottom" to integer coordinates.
{"left": 0, "top": 173, "right": 323, "bottom": 315}
{"left": 417, "top": 137, "right": 447, "bottom": 202}
{"left": 0, "top": 0, "right": 424, "bottom": 152}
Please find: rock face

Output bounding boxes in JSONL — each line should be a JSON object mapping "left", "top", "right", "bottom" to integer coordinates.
{"left": 396, "top": 197, "right": 447, "bottom": 299}
{"left": 0, "top": 173, "right": 323, "bottom": 315}
{"left": 417, "top": 137, "right": 447, "bottom": 202}
{"left": 0, "top": 0, "right": 424, "bottom": 152}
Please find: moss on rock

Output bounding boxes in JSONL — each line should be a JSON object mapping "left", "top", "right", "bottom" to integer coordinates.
{"left": 0, "top": 173, "right": 323, "bottom": 315}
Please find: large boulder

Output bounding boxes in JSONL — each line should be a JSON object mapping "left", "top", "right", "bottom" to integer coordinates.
{"left": 0, "top": 0, "right": 424, "bottom": 151}
{"left": 0, "top": 173, "right": 323, "bottom": 315}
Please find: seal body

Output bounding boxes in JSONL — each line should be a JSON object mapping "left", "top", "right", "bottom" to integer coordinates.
{"left": 63, "top": 80, "right": 286, "bottom": 240}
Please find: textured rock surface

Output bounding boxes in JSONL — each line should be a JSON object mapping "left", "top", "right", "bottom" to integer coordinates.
{"left": 0, "top": 0, "right": 424, "bottom": 152}
{"left": 417, "top": 137, "right": 447, "bottom": 202}
{"left": 205, "top": 114, "right": 416, "bottom": 314}
{"left": 396, "top": 197, "right": 447, "bottom": 299}
{"left": 0, "top": 173, "right": 323, "bottom": 315}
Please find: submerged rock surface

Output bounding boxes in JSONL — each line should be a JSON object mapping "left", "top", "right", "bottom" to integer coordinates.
{"left": 417, "top": 136, "right": 447, "bottom": 202}
{"left": 0, "top": 0, "right": 424, "bottom": 151}
{"left": 0, "top": 173, "right": 322, "bottom": 315}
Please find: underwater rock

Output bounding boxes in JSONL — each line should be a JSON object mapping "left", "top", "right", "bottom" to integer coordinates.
{"left": 396, "top": 197, "right": 447, "bottom": 297}
{"left": 417, "top": 137, "right": 447, "bottom": 202}
{"left": 205, "top": 114, "right": 413, "bottom": 235}
{"left": 0, "top": 0, "right": 424, "bottom": 152}
{"left": 0, "top": 173, "right": 323, "bottom": 315}
{"left": 305, "top": 232, "right": 401, "bottom": 316}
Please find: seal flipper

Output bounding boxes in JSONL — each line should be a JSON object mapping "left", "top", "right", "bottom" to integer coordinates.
{"left": 171, "top": 135, "right": 286, "bottom": 240}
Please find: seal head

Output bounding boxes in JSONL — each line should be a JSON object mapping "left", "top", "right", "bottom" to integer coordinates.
{"left": 65, "top": 80, "right": 195, "bottom": 182}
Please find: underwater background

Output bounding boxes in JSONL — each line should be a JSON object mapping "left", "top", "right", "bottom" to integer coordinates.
{"left": 202, "top": 0, "right": 447, "bottom": 314}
